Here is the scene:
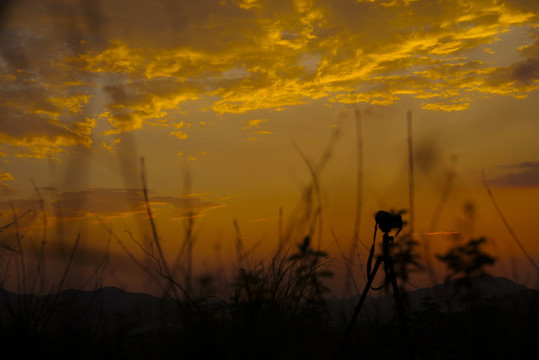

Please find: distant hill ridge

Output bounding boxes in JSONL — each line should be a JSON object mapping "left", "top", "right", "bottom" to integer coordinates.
{"left": 327, "top": 275, "right": 538, "bottom": 322}
{"left": 1, "top": 275, "right": 538, "bottom": 359}
{"left": 1, "top": 275, "right": 537, "bottom": 325}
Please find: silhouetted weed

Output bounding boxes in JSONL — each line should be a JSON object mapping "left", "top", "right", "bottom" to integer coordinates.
{"left": 1, "top": 114, "right": 538, "bottom": 360}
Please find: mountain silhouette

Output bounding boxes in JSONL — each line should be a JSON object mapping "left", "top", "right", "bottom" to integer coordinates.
{"left": 0, "top": 276, "right": 537, "bottom": 359}
{"left": 329, "top": 274, "right": 537, "bottom": 322}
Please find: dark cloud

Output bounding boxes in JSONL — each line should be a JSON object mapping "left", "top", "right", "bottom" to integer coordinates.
{"left": 0, "top": 109, "right": 66, "bottom": 139}
{"left": 504, "top": 0, "right": 539, "bottom": 13}
{"left": 0, "top": 188, "right": 224, "bottom": 222}
{"left": 0, "top": 199, "right": 40, "bottom": 216}
{"left": 519, "top": 35, "right": 539, "bottom": 59}
{"left": 53, "top": 189, "right": 146, "bottom": 219}
{"left": 493, "top": 161, "right": 539, "bottom": 187}
{"left": 2, "top": 87, "right": 60, "bottom": 115}
{"left": 0, "top": 29, "right": 29, "bottom": 69}
{"left": 54, "top": 189, "right": 224, "bottom": 220}
{"left": 153, "top": 195, "right": 225, "bottom": 215}
{"left": 510, "top": 58, "right": 539, "bottom": 83}
{"left": 482, "top": 56, "right": 539, "bottom": 95}
{"left": 0, "top": 184, "right": 15, "bottom": 197}
{"left": 498, "top": 161, "right": 539, "bottom": 169}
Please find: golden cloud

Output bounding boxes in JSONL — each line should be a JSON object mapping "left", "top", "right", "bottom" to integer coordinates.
{"left": 76, "top": 41, "right": 146, "bottom": 74}
{"left": 1, "top": 0, "right": 538, "bottom": 157}
{"left": 242, "top": 119, "right": 267, "bottom": 130}
{"left": 100, "top": 80, "right": 200, "bottom": 134}
{"left": 0, "top": 106, "right": 96, "bottom": 158}
{"left": 0, "top": 171, "right": 14, "bottom": 183}
{"left": 170, "top": 131, "right": 189, "bottom": 140}
{"left": 0, "top": 171, "right": 14, "bottom": 196}
{"left": 102, "top": 142, "right": 115, "bottom": 154}
{"left": 0, "top": 29, "right": 97, "bottom": 157}
{"left": 49, "top": 94, "right": 92, "bottom": 114}
{"left": 421, "top": 102, "right": 471, "bottom": 112}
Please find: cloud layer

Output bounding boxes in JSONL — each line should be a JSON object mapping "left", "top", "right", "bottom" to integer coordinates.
{"left": 0, "top": 188, "right": 224, "bottom": 223}
{"left": 1, "top": 0, "right": 538, "bottom": 157}
{"left": 494, "top": 161, "right": 539, "bottom": 187}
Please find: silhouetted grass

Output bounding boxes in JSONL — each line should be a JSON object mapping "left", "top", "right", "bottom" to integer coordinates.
{"left": 1, "top": 112, "right": 538, "bottom": 359}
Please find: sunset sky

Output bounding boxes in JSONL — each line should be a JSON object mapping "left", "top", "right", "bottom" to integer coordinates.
{"left": 1, "top": 0, "right": 538, "bottom": 293}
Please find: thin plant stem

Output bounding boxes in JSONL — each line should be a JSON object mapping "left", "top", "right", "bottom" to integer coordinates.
{"left": 0, "top": 209, "right": 33, "bottom": 234}
{"left": 40, "top": 234, "right": 81, "bottom": 331}
{"left": 99, "top": 220, "right": 165, "bottom": 289}
{"left": 482, "top": 171, "right": 539, "bottom": 273}
{"left": 407, "top": 110, "right": 415, "bottom": 237}
{"left": 233, "top": 218, "right": 244, "bottom": 268}
{"left": 331, "top": 228, "right": 360, "bottom": 295}
{"left": 12, "top": 205, "right": 27, "bottom": 295}
{"left": 56, "top": 233, "right": 80, "bottom": 293}
{"left": 278, "top": 206, "right": 283, "bottom": 246}
{"left": 344, "top": 107, "right": 364, "bottom": 297}
{"left": 292, "top": 141, "right": 324, "bottom": 248}
{"left": 425, "top": 157, "right": 457, "bottom": 285}
{"left": 31, "top": 179, "right": 47, "bottom": 293}
{"left": 140, "top": 158, "right": 191, "bottom": 305}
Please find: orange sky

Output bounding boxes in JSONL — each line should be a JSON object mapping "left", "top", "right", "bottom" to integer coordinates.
{"left": 1, "top": 0, "right": 538, "bottom": 294}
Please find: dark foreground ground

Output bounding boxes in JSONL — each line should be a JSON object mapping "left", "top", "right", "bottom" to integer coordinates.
{"left": 1, "top": 276, "right": 538, "bottom": 359}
